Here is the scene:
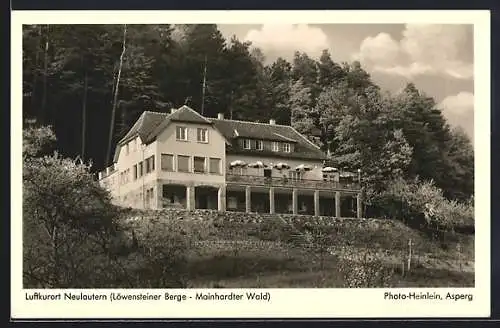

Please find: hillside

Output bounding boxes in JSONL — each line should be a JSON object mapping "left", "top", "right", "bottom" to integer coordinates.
{"left": 117, "top": 208, "right": 474, "bottom": 288}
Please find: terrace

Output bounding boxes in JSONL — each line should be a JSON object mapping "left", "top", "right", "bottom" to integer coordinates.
{"left": 225, "top": 174, "right": 361, "bottom": 192}
{"left": 226, "top": 161, "right": 362, "bottom": 192}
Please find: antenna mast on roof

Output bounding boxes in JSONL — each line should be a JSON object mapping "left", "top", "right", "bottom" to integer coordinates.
{"left": 201, "top": 55, "right": 207, "bottom": 115}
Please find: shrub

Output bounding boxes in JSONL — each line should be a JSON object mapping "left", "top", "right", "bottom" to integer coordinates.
{"left": 23, "top": 150, "right": 120, "bottom": 287}
{"left": 116, "top": 218, "right": 194, "bottom": 288}
{"left": 371, "top": 178, "right": 474, "bottom": 233}
{"left": 337, "top": 249, "right": 394, "bottom": 288}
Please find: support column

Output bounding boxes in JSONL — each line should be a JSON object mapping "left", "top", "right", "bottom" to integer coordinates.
{"left": 292, "top": 188, "right": 298, "bottom": 215}
{"left": 245, "top": 186, "right": 251, "bottom": 213}
{"left": 357, "top": 192, "right": 363, "bottom": 219}
{"left": 156, "top": 181, "right": 163, "bottom": 209}
{"left": 218, "top": 185, "right": 226, "bottom": 212}
{"left": 314, "top": 190, "right": 320, "bottom": 216}
{"left": 335, "top": 191, "right": 341, "bottom": 218}
{"left": 269, "top": 187, "right": 275, "bottom": 214}
{"left": 186, "top": 185, "right": 195, "bottom": 211}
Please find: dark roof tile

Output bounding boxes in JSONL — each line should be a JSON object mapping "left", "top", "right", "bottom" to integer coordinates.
{"left": 210, "top": 119, "right": 326, "bottom": 160}
{"left": 113, "top": 106, "right": 326, "bottom": 162}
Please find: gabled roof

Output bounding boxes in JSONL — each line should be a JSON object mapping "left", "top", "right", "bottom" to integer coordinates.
{"left": 209, "top": 119, "right": 326, "bottom": 160}
{"left": 113, "top": 105, "right": 326, "bottom": 163}
{"left": 169, "top": 105, "right": 212, "bottom": 124}
{"left": 118, "top": 111, "right": 168, "bottom": 145}
{"left": 146, "top": 105, "right": 212, "bottom": 143}
{"left": 113, "top": 106, "right": 220, "bottom": 163}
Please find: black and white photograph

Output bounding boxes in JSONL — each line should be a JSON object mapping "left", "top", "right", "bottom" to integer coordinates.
{"left": 13, "top": 10, "right": 490, "bottom": 319}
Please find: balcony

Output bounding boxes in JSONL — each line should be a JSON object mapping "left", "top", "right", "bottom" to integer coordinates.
{"left": 225, "top": 174, "right": 361, "bottom": 191}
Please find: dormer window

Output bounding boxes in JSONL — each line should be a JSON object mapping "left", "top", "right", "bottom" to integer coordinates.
{"left": 256, "top": 140, "right": 263, "bottom": 150}
{"left": 243, "top": 139, "right": 251, "bottom": 149}
{"left": 272, "top": 141, "right": 279, "bottom": 152}
{"left": 283, "top": 143, "right": 291, "bottom": 152}
{"left": 176, "top": 126, "right": 188, "bottom": 141}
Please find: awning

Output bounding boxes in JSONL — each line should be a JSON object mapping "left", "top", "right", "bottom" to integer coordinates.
{"left": 274, "top": 162, "right": 290, "bottom": 169}
{"left": 230, "top": 160, "right": 247, "bottom": 167}
{"left": 322, "top": 166, "right": 338, "bottom": 173}
{"left": 248, "top": 161, "right": 265, "bottom": 168}
{"left": 295, "top": 164, "right": 312, "bottom": 171}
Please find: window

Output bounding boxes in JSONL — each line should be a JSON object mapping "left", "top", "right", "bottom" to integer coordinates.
{"left": 125, "top": 143, "right": 129, "bottom": 155}
{"left": 197, "top": 128, "right": 208, "bottom": 143}
{"left": 133, "top": 165, "right": 138, "bottom": 180}
{"left": 177, "top": 155, "right": 190, "bottom": 172}
{"left": 243, "top": 139, "right": 251, "bottom": 149}
{"left": 194, "top": 156, "right": 206, "bottom": 173}
{"left": 161, "top": 154, "right": 174, "bottom": 171}
{"left": 209, "top": 158, "right": 221, "bottom": 174}
{"left": 138, "top": 162, "right": 143, "bottom": 177}
{"left": 272, "top": 141, "right": 279, "bottom": 152}
{"left": 176, "top": 126, "right": 188, "bottom": 141}
{"left": 145, "top": 155, "right": 155, "bottom": 174}
{"left": 256, "top": 140, "right": 263, "bottom": 150}
{"left": 283, "top": 143, "right": 291, "bottom": 152}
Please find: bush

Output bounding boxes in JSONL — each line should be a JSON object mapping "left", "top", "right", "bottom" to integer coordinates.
{"left": 115, "top": 218, "right": 195, "bottom": 288}
{"left": 337, "top": 249, "right": 394, "bottom": 288}
{"left": 370, "top": 178, "right": 474, "bottom": 233}
{"left": 22, "top": 124, "right": 194, "bottom": 288}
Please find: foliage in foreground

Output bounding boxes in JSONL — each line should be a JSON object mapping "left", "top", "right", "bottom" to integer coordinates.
{"left": 22, "top": 125, "right": 191, "bottom": 288}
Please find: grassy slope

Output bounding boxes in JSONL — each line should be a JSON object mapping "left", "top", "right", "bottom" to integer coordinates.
{"left": 121, "top": 209, "right": 474, "bottom": 288}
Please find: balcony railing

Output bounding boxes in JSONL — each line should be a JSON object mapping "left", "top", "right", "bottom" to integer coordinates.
{"left": 226, "top": 174, "right": 361, "bottom": 191}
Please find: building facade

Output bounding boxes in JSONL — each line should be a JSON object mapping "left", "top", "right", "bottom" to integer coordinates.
{"left": 99, "top": 105, "right": 363, "bottom": 218}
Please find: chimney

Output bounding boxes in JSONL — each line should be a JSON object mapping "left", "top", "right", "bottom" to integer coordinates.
{"left": 217, "top": 113, "right": 224, "bottom": 120}
{"left": 170, "top": 108, "right": 176, "bottom": 114}
{"left": 269, "top": 119, "right": 276, "bottom": 125}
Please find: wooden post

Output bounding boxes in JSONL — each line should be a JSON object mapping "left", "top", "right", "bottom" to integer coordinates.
{"left": 457, "top": 243, "right": 462, "bottom": 272}
{"left": 407, "top": 239, "right": 412, "bottom": 273}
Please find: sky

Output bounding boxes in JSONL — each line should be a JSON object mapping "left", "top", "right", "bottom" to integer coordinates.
{"left": 217, "top": 24, "right": 474, "bottom": 141}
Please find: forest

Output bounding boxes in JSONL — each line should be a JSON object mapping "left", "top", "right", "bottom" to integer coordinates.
{"left": 21, "top": 24, "right": 475, "bottom": 288}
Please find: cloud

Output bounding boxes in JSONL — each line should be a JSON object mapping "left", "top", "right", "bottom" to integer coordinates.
{"left": 439, "top": 92, "right": 474, "bottom": 139}
{"left": 244, "top": 24, "right": 329, "bottom": 62}
{"left": 439, "top": 91, "right": 474, "bottom": 114}
{"left": 357, "top": 32, "right": 401, "bottom": 66}
{"left": 354, "top": 24, "right": 473, "bottom": 80}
